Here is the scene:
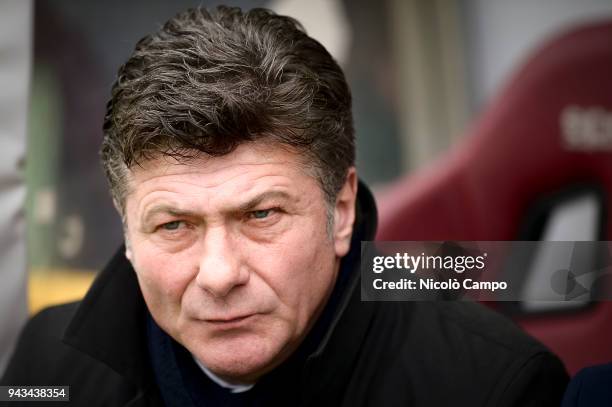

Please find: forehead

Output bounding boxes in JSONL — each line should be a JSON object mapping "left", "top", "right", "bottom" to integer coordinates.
{"left": 124, "top": 142, "right": 320, "bottom": 209}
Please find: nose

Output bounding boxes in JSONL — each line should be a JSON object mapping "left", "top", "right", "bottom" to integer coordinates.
{"left": 196, "top": 226, "right": 249, "bottom": 298}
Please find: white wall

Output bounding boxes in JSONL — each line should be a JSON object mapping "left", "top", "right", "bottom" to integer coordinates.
{"left": 464, "top": 0, "right": 612, "bottom": 112}
{"left": 0, "top": 0, "right": 31, "bottom": 374}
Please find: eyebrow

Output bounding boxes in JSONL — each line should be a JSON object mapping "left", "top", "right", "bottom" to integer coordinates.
{"left": 141, "top": 190, "right": 293, "bottom": 226}
{"left": 141, "top": 206, "right": 198, "bottom": 228}
{"left": 236, "top": 190, "right": 292, "bottom": 212}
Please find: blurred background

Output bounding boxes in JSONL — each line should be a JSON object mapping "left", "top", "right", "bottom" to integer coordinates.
{"left": 2, "top": 0, "right": 612, "bottom": 375}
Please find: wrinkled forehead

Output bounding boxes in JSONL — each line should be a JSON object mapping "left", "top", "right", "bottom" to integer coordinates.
{"left": 121, "top": 142, "right": 323, "bottom": 211}
{"left": 126, "top": 141, "right": 313, "bottom": 187}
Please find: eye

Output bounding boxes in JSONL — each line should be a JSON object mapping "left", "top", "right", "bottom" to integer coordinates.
{"left": 161, "top": 220, "right": 183, "bottom": 230}
{"left": 250, "top": 209, "right": 272, "bottom": 219}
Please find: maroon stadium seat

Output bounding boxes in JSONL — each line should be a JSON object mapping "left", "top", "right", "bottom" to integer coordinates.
{"left": 376, "top": 20, "right": 612, "bottom": 375}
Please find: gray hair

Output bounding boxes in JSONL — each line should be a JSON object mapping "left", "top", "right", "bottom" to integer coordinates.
{"left": 101, "top": 6, "right": 355, "bottom": 215}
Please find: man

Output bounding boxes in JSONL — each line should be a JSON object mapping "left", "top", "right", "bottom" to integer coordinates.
{"left": 2, "top": 6, "right": 568, "bottom": 406}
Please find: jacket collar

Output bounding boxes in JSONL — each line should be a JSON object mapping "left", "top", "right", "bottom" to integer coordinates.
{"left": 299, "top": 181, "right": 379, "bottom": 400}
{"left": 62, "top": 243, "right": 155, "bottom": 392}
{"left": 308, "top": 179, "right": 377, "bottom": 356}
{"left": 62, "top": 180, "right": 378, "bottom": 398}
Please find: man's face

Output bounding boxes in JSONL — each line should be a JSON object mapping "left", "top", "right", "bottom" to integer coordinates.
{"left": 122, "top": 142, "right": 356, "bottom": 384}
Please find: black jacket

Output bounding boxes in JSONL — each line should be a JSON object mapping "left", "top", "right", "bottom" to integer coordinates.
{"left": 1, "top": 184, "right": 568, "bottom": 406}
{"left": 561, "top": 363, "right": 612, "bottom": 406}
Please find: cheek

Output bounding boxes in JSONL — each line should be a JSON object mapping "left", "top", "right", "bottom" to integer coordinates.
{"left": 255, "top": 220, "right": 337, "bottom": 326}
{"left": 131, "top": 240, "right": 196, "bottom": 309}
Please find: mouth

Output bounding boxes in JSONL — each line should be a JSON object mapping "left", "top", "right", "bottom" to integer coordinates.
{"left": 204, "top": 314, "right": 257, "bottom": 327}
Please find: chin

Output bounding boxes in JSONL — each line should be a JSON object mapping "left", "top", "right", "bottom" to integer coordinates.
{"left": 188, "top": 332, "right": 286, "bottom": 383}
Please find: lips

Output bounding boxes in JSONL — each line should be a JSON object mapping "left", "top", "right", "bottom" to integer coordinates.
{"left": 205, "top": 314, "right": 255, "bottom": 323}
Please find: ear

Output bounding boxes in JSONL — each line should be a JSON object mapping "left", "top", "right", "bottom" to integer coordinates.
{"left": 124, "top": 235, "right": 133, "bottom": 262}
{"left": 333, "top": 167, "right": 358, "bottom": 258}
{"left": 112, "top": 197, "right": 122, "bottom": 214}
{"left": 113, "top": 197, "right": 133, "bottom": 262}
